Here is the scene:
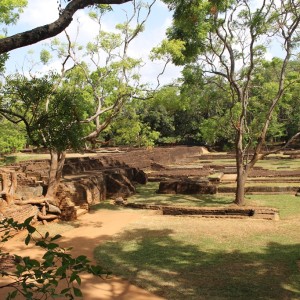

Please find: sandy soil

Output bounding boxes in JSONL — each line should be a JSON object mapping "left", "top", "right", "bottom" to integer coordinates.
{"left": 0, "top": 209, "right": 165, "bottom": 300}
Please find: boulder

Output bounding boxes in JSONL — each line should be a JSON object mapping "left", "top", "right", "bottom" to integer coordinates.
{"left": 158, "top": 179, "right": 217, "bottom": 195}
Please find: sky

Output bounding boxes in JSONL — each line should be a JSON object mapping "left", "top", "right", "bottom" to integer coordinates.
{"left": 4, "top": 0, "right": 182, "bottom": 86}
{"left": 3, "top": 0, "right": 288, "bottom": 86}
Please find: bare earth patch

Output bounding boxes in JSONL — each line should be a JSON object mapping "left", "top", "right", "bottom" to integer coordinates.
{"left": 0, "top": 208, "right": 164, "bottom": 300}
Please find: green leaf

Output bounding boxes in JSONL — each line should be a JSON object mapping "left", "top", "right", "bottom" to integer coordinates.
{"left": 50, "top": 234, "right": 62, "bottom": 241}
{"left": 76, "top": 275, "right": 81, "bottom": 285}
{"left": 27, "top": 224, "right": 36, "bottom": 234}
{"left": 36, "top": 240, "right": 47, "bottom": 248}
{"left": 60, "top": 288, "right": 71, "bottom": 294}
{"left": 73, "top": 287, "right": 83, "bottom": 297}
{"left": 70, "top": 272, "right": 78, "bottom": 283}
{"left": 23, "top": 216, "right": 34, "bottom": 226}
{"left": 25, "top": 234, "right": 31, "bottom": 245}
{"left": 7, "top": 289, "right": 18, "bottom": 299}
{"left": 47, "top": 243, "right": 59, "bottom": 250}
{"left": 55, "top": 265, "right": 67, "bottom": 276}
{"left": 76, "top": 255, "right": 88, "bottom": 263}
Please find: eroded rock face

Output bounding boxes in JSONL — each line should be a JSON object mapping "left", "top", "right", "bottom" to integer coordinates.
{"left": 1, "top": 156, "right": 148, "bottom": 220}
{"left": 1, "top": 146, "right": 207, "bottom": 220}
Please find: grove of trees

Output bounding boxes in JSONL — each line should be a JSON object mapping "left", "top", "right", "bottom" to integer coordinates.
{"left": 1, "top": 0, "right": 300, "bottom": 204}
{"left": 2, "top": 0, "right": 300, "bottom": 298}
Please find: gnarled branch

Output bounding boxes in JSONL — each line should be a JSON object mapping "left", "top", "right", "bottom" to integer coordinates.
{"left": 0, "top": 0, "right": 132, "bottom": 54}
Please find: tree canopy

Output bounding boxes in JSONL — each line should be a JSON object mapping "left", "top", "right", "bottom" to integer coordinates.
{"left": 159, "top": 0, "right": 300, "bottom": 204}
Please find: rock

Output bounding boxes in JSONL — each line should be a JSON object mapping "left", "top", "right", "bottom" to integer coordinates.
{"left": 60, "top": 205, "right": 77, "bottom": 221}
{"left": 106, "top": 173, "right": 135, "bottom": 198}
{"left": 46, "top": 203, "right": 61, "bottom": 214}
{"left": 157, "top": 179, "right": 217, "bottom": 195}
{"left": 114, "top": 197, "right": 126, "bottom": 205}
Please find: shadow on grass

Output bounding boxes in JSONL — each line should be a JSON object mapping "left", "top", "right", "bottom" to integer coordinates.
{"left": 89, "top": 202, "right": 122, "bottom": 212}
{"left": 94, "top": 228, "right": 300, "bottom": 300}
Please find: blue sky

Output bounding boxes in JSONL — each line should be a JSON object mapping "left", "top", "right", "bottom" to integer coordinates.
{"left": 4, "top": 0, "right": 182, "bottom": 86}
{"left": 4, "top": 0, "right": 288, "bottom": 85}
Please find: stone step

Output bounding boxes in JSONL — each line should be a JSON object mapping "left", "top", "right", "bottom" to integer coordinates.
{"left": 123, "top": 203, "right": 279, "bottom": 220}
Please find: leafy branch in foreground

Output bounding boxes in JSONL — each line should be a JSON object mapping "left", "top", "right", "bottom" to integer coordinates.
{"left": 0, "top": 217, "right": 107, "bottom": 299}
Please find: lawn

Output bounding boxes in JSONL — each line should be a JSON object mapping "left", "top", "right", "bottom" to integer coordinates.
{"left": 129, "top": 182, "right": 234, "bottom": 207}
{"left": 94, "top": 184, "right": 300, "bottom": 300}
{"left": 94, "top": 214, "right": 300, "bottom": 299}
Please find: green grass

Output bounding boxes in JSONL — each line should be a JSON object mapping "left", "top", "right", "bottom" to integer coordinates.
{"left": 196, "top": 153, "right": 300, "bottom": 171}
{"left": 198, "top": 158, "right": 236, "bottom": 166}
{"left": 94, "top": 183, "right": 300, "bottom": 299}
{"left": 256, "top": 159, "right": 300, "bottom": 170}
{"left": 0, "top": 153, "right": 51, "bottom": 166}
{"left": 94, "top": 215, "right": 300, "bottom": 300}
{"left": 132, "top": 183, "right": 300, "bottom": 219}
{"left": 130, "top": 182, "right": 234, "bottom": 207}
{"left": 246, "top": 194, "right": 300, "bottom": 219}
{"left": 221, "top": 182, "right": 300, "bottom": 187}
{"left": 89, "top": 201, "right": 122, "bottom": 211}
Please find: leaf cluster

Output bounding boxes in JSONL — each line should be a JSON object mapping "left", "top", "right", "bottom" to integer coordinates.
{"left": 0, "top": 217, "right": 107, "bottom": 299}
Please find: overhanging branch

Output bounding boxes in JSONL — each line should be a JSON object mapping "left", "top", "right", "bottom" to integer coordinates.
{"left": 0, "top": 0, "right": 132, "bottom": 54}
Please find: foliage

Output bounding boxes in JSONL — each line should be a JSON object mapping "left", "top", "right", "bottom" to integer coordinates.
{"left": 103, "top": 101, "right": 160, "bottom": 147}
{"left": 0, "top": 74, "right": 86, "bottom": 153}
{"left": 0, "top": 0, "right": 27, "bottom": 25}
{"left": 0, "top": 217, "right": 105, "bottom": 299}
{"left": 0, "top": 118, "right": 26, "bottom": 154}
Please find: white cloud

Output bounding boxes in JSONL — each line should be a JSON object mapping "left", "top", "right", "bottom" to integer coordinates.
{"left": 14, "top": 0, "right": 58, "bottom": 31}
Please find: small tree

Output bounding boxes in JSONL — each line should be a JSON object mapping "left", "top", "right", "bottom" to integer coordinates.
{"left": 0, "top": 0, "right": 156, "bottom": 206}
{"left": 0, "top": 74, "right": 86, "bottom": 201}
{"left": 0, "top": 118, "right": 26, "bottom": 155}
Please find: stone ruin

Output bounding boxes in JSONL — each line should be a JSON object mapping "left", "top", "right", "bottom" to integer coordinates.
{"left": 0, "top": 145, "right": 286, "bottom": 221}
{"left": 0, "top": 155, "right": 147, "bottom": 222}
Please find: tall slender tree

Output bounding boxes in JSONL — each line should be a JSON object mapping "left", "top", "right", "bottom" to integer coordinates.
{"left": 161, "top": 0, "right": 300, "bottom": 205}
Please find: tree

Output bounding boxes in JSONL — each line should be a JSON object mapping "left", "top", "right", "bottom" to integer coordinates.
{"left": 0, "top": 0, "right": 155, "bottom": 208}
{"left": 0, "top": 74, "right": 86, "bottom": 201}
{"left": 102, "top": 98, "right": 161, "bottom": 147}
{"left": 0, "top": 0, "right": 133, "bottom": 54}
{"left": 162, "top": 0, "right": 300, "bottom": 205}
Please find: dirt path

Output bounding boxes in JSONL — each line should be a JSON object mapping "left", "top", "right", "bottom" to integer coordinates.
{"left": 0, "top": 209, "right": 165, "bottom": 300}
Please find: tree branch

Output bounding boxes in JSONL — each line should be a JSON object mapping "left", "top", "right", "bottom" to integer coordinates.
{"left": 0, "top": 0, "right": 132, "bottom": 54}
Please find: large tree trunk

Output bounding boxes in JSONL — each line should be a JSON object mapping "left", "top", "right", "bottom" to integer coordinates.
{"left": 235, "top": 164, "right": 248, "bottom": 206}
{"left": 46, "top": 150, "right": 66, "bottom": 205}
